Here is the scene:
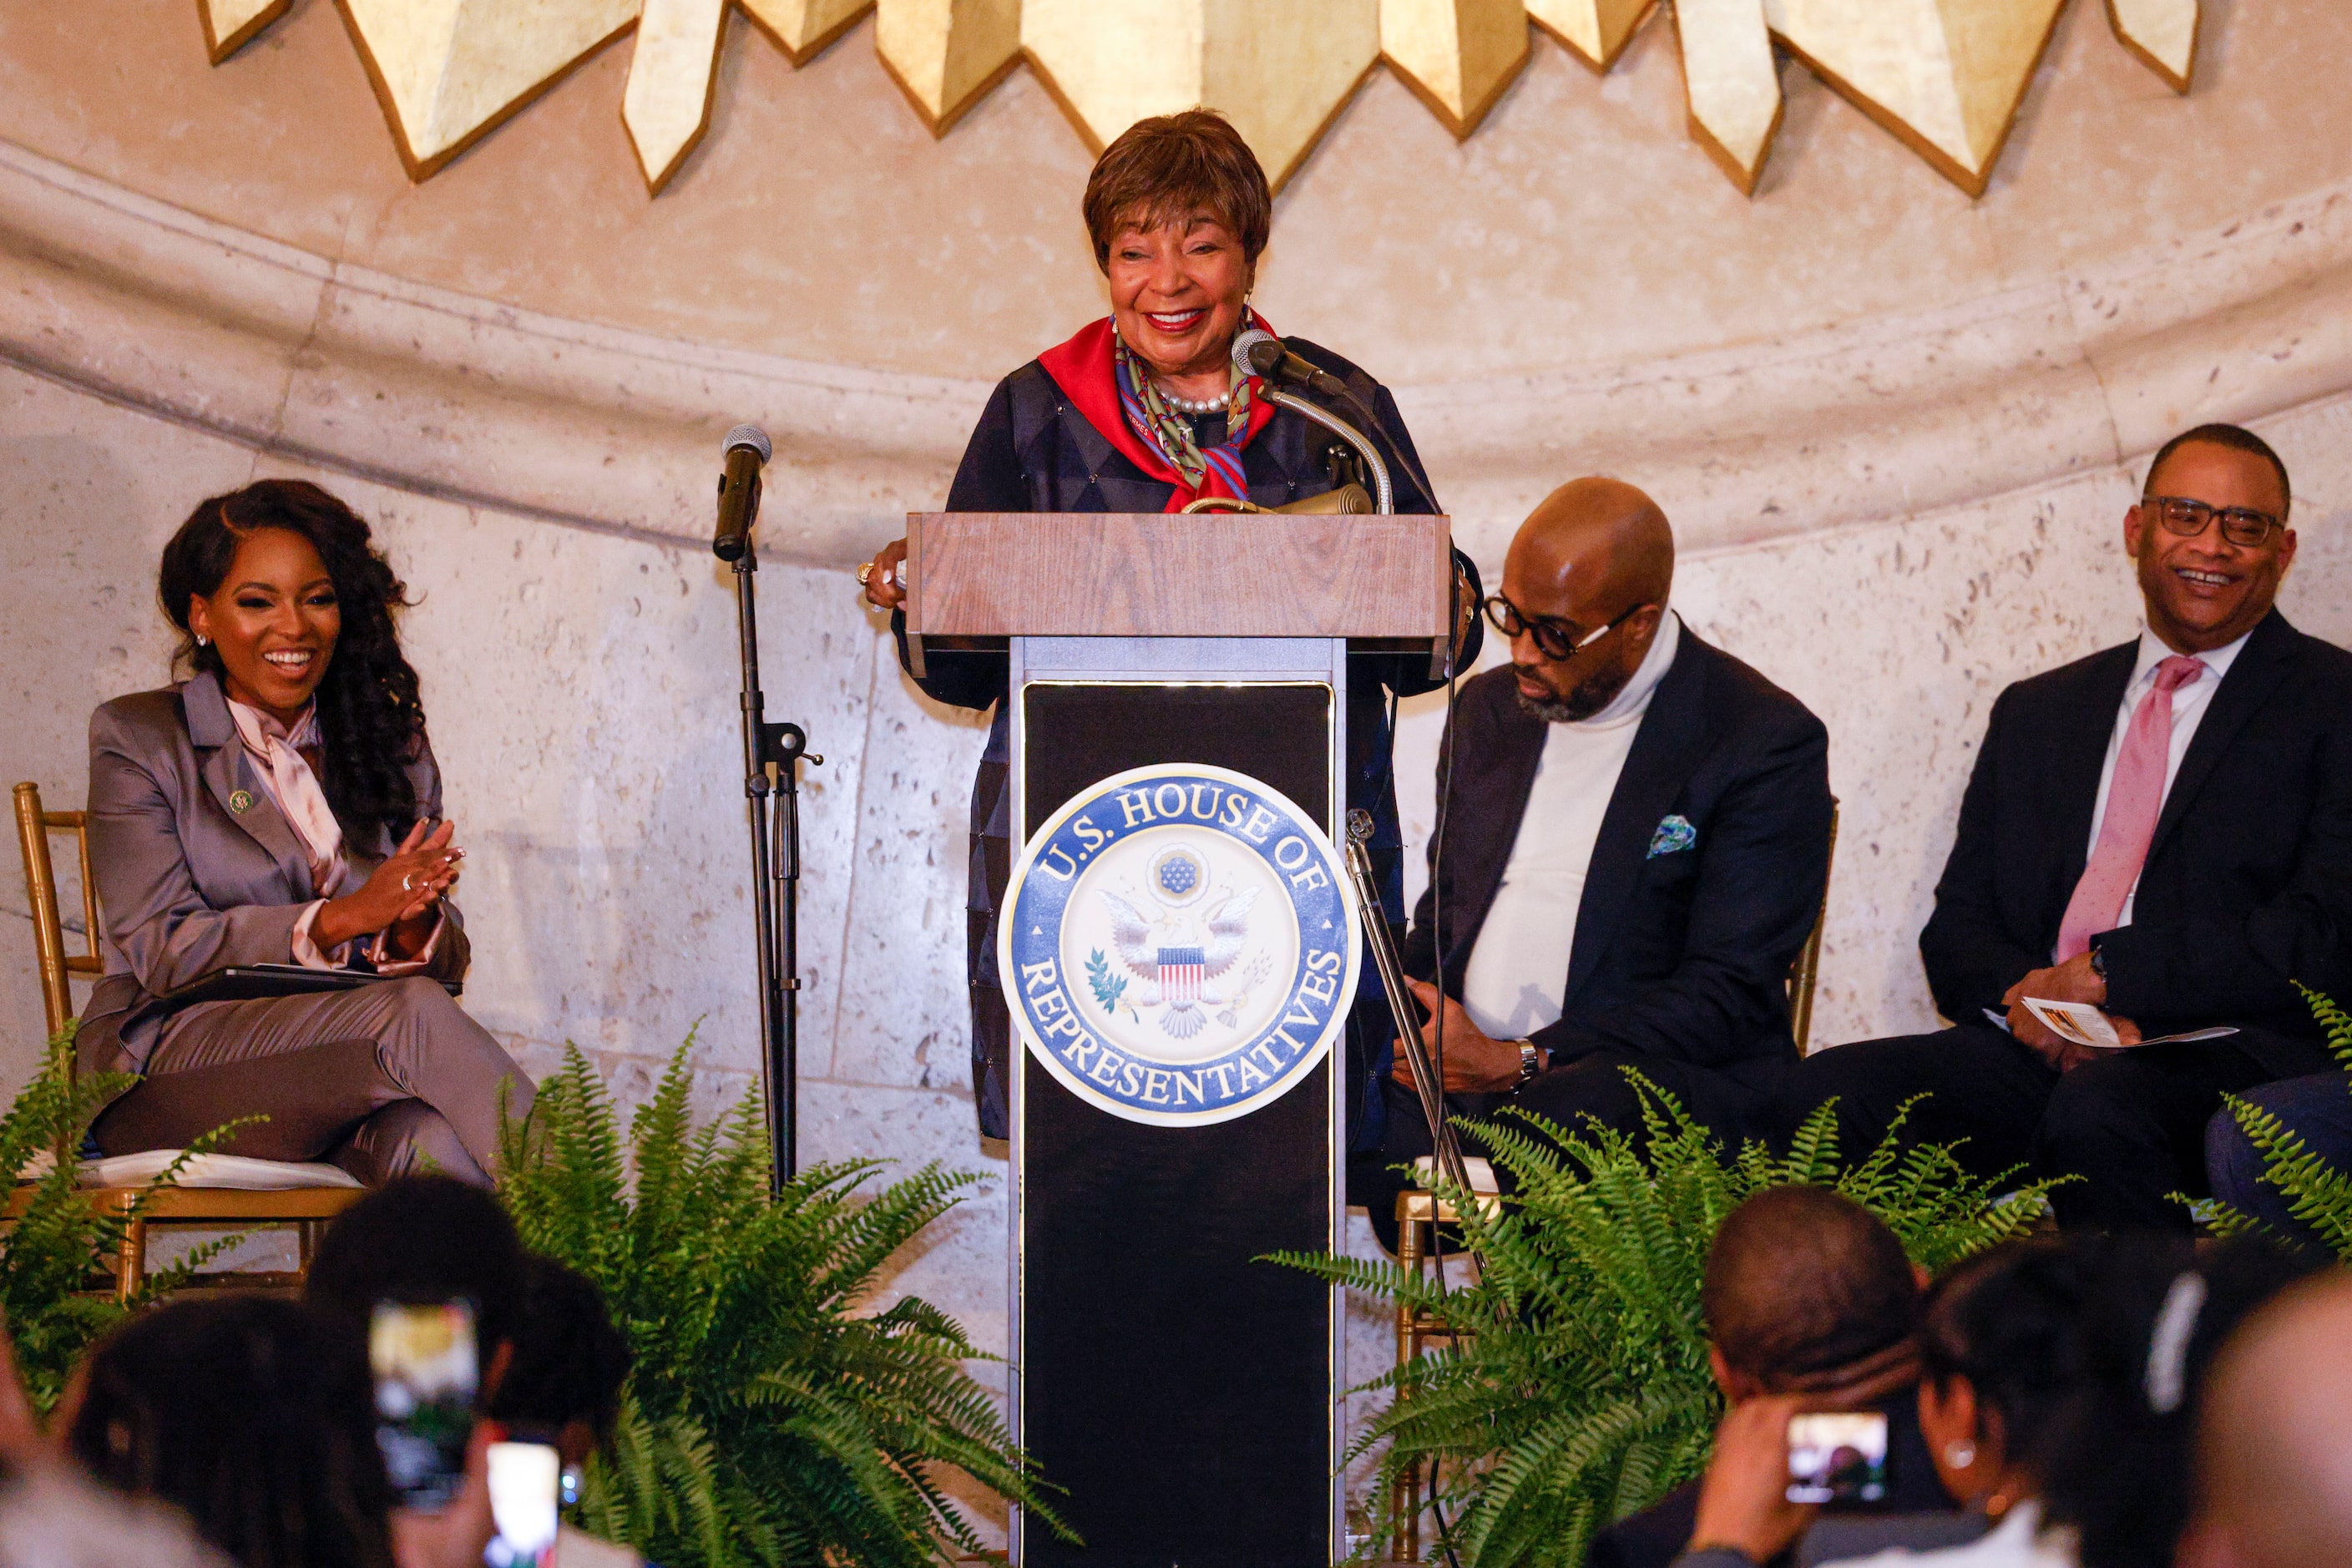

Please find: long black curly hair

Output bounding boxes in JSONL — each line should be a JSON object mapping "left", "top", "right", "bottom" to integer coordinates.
{"left": 159, "top": 480, "right": 428, "bottom": 844}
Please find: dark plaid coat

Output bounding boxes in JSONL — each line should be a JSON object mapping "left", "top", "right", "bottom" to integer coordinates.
{"left": 889, "top": 336, "right": 1483, "bottom": 1138}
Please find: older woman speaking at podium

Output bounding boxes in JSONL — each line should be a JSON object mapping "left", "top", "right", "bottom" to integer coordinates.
{"left": 861, "top": 108, "right": 1479, "bottom": 1144}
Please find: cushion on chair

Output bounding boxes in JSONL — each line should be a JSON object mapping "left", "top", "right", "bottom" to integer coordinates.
{"left": 78, "top": 1151, "right": 362, "bottom": 1191}
{"left": 1409, "top": 1154, "right": 1504, "bottom": 1220}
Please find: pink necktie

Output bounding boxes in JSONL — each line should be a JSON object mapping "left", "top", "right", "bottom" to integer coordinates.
{"left": 2056, "top": 655, "right": 2204, "bottom": 962}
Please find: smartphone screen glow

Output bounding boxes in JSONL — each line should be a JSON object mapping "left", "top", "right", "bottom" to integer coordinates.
{"left": 485, "top": 1441, "right": 562, "bottom": 1565}
{"left": 370, "top": 1301, "right": 479, "bottom": 1511}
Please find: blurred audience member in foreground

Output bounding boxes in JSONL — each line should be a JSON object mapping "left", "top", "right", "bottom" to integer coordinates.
{"left": 2178, "top": 1271, "right": 2352, "bottom": 1568}
{"left": 0, "top": 1313, "right": 228, "bottom": 1568}
{"left": 306, "top": 1176, "right": 529, "bottom": 1568}
{"left": 0, "top": 1464, "right": 234, "bottom": 1568}
{"left": 63, "top": 1294, "right": 393, "bottom": 1568}
{"left": 1591, "top": 1186, "right": 1943, "bottom": 1568}
{"left": 2041, "top": 1237, "right": 2313, "bottom": 1568}
{"left": 1674, "top": 1237, "right": 2090, "bottom": 1568}
{"left": 483, "top": 1257, "right": 640, "bottom": 1568}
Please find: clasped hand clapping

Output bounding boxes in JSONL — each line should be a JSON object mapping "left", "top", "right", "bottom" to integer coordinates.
{"left": 311, "top": 818, "right": 464, "bottom": 958}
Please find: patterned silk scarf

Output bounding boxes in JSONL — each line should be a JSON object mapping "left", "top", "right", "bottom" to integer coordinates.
{"left": 1112, "top": 327, "right": 1257, "bottom": 497}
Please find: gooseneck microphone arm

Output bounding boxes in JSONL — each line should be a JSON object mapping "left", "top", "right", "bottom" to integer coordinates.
{"left": 713, "top": 423, "right": 823, "bottom": 1193}
{"left": 1345, "top": 810, "right": 1472, "bottom": 1203}
{"left": 1230, "top": 327, "right": 1459, "bottom": 517}
{"left": 1231, "top": 329, "right": 1394, "bottom": 514}
{"left": 1265, "top": 388, "right": 1393, "bottom": 513}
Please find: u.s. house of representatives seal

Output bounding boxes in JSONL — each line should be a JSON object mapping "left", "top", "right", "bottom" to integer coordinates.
{"left": 999, "top": 764, "right": 1362, "bottom": 1128}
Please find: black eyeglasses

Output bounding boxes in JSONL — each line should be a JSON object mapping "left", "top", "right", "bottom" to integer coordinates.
{"left": 1482, "top": 595, "right": 1623, "bottom": 662}
{"left": 2142, "top": 495, "right": 2286, "bottom": 549}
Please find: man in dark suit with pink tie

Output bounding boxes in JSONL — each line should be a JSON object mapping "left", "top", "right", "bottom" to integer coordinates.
{"left": 1778, "top": 424, "right": 2352, "bottom": 1231}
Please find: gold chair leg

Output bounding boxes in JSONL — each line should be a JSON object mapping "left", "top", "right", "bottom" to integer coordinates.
{"left": 1391, "top": 1199, "right": 1427, "bottom": 1565}
{"left": 115, "top": 1216, "right": 146, "bottom": 1304}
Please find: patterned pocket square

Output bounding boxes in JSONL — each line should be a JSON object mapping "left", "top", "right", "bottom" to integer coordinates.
{"left": 1647, "top": 814, "right": 1697, "bottom": 858}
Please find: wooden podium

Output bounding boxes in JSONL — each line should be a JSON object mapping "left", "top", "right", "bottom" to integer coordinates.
{"left": 907, "top": 513, "right": 1453, "bottom": 1568}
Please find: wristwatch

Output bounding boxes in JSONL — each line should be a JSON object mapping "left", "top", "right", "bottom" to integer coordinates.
{"left": 1516, "top": 1039, "right": 1543, "bottom": 1083}
{"left": 2088, "top": 938, "right": 2109, "bottom": 980}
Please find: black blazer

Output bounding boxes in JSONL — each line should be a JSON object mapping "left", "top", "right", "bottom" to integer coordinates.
{"left": 892, "top": 334, "right": 1482, "bottom": 941}
{"left": 1401, "top": 629, "right": 1834, "bottom": 1077}
{"left": 1919, "top": 609, "right": 2352, "bottom": 1064}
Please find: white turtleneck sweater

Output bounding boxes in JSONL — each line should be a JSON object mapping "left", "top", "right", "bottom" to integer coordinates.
{"left": 1461, "top": 611, "right": 1682, "bottom": 1040}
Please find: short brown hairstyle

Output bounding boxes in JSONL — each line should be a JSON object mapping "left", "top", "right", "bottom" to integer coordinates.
{"left": 1081, "top": 109, "right": 1272, "bottom": 273}
{"left": 1702, "top": 1186, "right": 1919, "bottom": 1384}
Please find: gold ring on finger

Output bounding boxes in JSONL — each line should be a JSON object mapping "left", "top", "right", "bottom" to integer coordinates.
{"left": 857, "top": 562, "right": 874, "bottom": 585}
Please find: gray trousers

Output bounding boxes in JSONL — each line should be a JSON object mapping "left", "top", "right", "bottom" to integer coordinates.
{"left": 91, "top": 977, "right": 534, "bottom": 1187}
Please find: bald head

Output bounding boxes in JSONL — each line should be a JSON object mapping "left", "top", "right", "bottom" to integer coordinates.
{"left": 1511, "top": 478, "right": 1675, "bottom": 611}
{"left": 2184, "top": 1273, "right": 2352, "bottom": 1568}
{"left": 1500, "top": 478, "right": 1676, "bottom": 721}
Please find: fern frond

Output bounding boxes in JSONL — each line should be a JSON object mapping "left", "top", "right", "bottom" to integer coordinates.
{"left": 502, "top": 1034, "right": 1070, "bottom": 1567}
{"left": 1282, "top": 1065, "right": 2049, "bottom": 1567}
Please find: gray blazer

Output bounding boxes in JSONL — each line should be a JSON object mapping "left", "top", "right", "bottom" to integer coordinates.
{"left": 75, "top": 670, "right": 469, "bottom": 1080}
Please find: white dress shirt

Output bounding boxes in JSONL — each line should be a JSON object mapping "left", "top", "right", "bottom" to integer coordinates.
{"left": 1461, "top": 612, "right": 1682, "bottom": 1040}
{"left": 1818, "top": 1500, "right": 2076, "bottom": 1568}
{"left": 2075, "top": 625, "right": 2250, "bottom": 936}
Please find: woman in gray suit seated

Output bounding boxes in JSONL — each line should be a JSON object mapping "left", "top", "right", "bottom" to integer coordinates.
{"left": 77, "top": 479, "right": 531, "bottom": 1186}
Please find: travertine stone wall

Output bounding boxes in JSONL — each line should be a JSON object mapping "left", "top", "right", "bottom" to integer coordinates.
{"left": 8, "top": 0, "right": 2352, "bottom": 1534}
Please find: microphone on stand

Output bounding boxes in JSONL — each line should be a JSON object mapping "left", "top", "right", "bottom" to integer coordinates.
{"left": 1231, "top": 330, "right": 1444, "bottom": 519}
{"left": 712, "top": 424, "right": 772, "bottom": 562}
{"left": 1232, "top": 326, "right": 1352, "bottom": 402}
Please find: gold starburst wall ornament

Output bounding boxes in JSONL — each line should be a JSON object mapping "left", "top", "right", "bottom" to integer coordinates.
{"left": 200, "top": 0, "right": 2203, "bottom": 198}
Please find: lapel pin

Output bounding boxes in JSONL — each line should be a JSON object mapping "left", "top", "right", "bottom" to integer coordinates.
{"left": 228, "top": 789, "right": 255, "bottom": 815}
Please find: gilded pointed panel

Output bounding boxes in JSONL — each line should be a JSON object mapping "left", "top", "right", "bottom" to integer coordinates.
{"left": 1525, "top": 0, "right": 1656, "bottom": 73}
{"left": 1674, "top": 0, "right": 1780, "bottom": 195}
{"left": 1381, "top": 0, "right": 1530, "bottom": 139}
{"left": 739, "top": 0, "right": 874, "bottom": 62}
{"left": 1766, "top": 0, "right": 2062, "bottom": 197}
{"left": 199, "top": 0, "right": 292, "bottom": 62}
{"left": 624, "top": 0, "right": 728, "bottom": 191}
{"left": 338, "top": 0, "right": 639, "bottom": 178}
{"left": 2106, "top": 0, "right": 2197, "bottom": 92}
{"left": 877, "top": 0, "right": 1024, "bottom": 133}
{"left": 1024, "top": 0, "right": 1380, "bottom": 191}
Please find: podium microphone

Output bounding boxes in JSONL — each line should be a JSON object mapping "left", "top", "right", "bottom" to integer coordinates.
{"left": 1232, "top": 327, "right": 1351, "bottom": 401}
{"left": 712, "top": 424, "right": 771, "bottom": 562}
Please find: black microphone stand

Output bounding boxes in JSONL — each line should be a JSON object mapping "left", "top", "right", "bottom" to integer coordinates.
{"left": 715, "top": 432, "right": 822, "bottom": 1195}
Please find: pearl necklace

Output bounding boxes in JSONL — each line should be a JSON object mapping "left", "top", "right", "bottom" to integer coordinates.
{"left": 1156, "top": 383, "right": 1230, "bottom": 414}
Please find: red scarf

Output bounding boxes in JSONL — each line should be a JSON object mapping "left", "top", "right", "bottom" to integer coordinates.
{"left": 1037, "top": 316, "right": 1278, "bottom": 512}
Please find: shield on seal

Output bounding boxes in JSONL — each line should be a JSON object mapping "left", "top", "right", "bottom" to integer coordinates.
{"left": 1156, "top": 946, "right": 1205, "bottom": 1004}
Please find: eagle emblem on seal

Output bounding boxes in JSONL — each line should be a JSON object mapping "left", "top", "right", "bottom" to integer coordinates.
{"left": 1091, "top": 841, "right": 1269, "bottom": 1039}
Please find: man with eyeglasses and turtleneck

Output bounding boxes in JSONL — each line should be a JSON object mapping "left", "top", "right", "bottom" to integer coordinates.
{"left": 1778, "top": 423, "right": 2352, "bottom": 1233}
{"left": 1353, "top": 478, "right": 1834, "bottom": 1252}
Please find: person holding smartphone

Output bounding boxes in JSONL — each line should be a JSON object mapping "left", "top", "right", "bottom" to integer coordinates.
{"left": 1677, "top": 1241, "right": 2081, "bottom": 1568}
{"left": 78, "top": 480, "right": 531, "bottom": 1186}
{"left": 1591, "top": 1188, "right": 1946, "bottom": 1568}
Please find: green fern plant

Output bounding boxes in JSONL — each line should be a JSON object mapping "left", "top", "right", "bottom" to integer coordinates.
{"left": 1278, "top": 1070, "right": 2051, "bottom": 1568}
{"left": 2196, "top": 984, "right": 2352, "bottom": 1256}
{"left": 498, "top": 1037, "right": 1070, "bottom": 1568}
{"left": 0, "top": 1029, "right": 240, "bottom": 1410}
